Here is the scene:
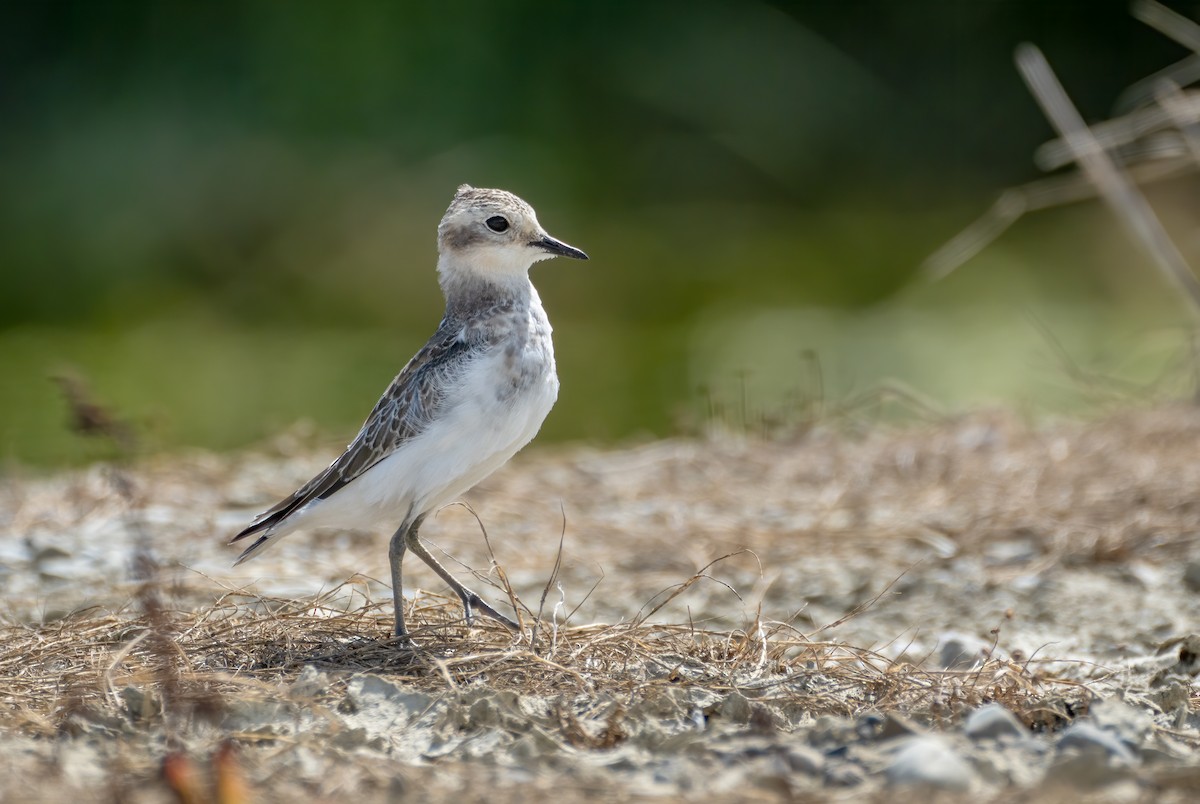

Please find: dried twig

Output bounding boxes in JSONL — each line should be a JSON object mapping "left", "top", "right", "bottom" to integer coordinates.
{"left": 1015, "top": 43, "right": 1200, "bottom": 319}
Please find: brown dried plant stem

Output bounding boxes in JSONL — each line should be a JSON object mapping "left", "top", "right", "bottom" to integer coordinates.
{"left": 1014, "top": 43, "right": 1200, "bottom": 322}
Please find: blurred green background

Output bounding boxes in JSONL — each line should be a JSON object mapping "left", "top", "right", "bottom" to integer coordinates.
{"left": 4, "top": 0, "right": 1200, "bottom": 465}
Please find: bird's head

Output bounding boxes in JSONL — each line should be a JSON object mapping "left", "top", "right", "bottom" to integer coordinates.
{"left": 437, "top": 184, "right": 588, "bottom": 281}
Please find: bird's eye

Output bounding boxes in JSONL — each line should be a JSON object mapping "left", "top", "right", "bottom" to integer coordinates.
{"left": 485, "top": 216, "right": 509, "bottom": 233}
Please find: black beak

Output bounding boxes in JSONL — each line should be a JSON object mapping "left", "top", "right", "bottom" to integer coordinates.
{"left": 533, "top": 235, "right": 589, "bottom": 260}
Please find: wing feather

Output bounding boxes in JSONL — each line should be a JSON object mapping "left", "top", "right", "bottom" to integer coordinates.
{"left": 231, "top": 320, "right": 472, "bottom": 549}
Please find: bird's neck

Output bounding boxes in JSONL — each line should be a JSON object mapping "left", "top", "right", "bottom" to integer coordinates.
{"left": 438, "top": 259, "right": 533, "bottom": 320}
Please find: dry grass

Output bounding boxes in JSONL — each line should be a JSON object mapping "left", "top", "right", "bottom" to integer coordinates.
{"left": 7, "top": 407, "right": 1200, "bottom": 721}
{"left": 5, "top": 403, "right": 1200, "bottom": 799}
{"left": 0, "top": 559, "right": 1084, "bottom": 743}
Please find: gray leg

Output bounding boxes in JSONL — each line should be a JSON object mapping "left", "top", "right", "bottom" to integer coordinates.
{"left": 404, "top": 519, "right": 519, "bottom": 631}
{"left": 388, "top": 514, "right": 422, "bottom": 639}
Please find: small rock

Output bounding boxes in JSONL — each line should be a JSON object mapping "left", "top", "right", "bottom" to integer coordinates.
{"left": 857, "top": 711, "right": 923, "bottom": 740}
{"left": 458, "top": 728, "right": 507, "bottom": 759}
{"left": 466, "top": 696, "right": 502, "bottom": 728}
{"left": 938, "top": 632, "right": 990, "bottom": 670}
{"left": 509, "top": 727, "right": 563, "bottom": 763}
{"left": 346, "top": 674, "right": 402, "bottom": 704}
{"left": 1047, "top": 751, "right": 1137, "bottom": 789}
{"left": 1090, "top": 698, "right": 1153, "bottom": 747}
{"left": 1141, "top": 744, "right": 1187, "bottom": 766}
{"left": 748, "top": 704, "right": 779, "bottom": 733}
{"left": 810, "top": 715, "right": 857, "bottom": 746}
{"left": 32, "top": 543, "right": 71, "bottom": 564}
{"left": 1009, "top": 573, "right": 1044, "bottom": 594}
{"left": 1057, "top": 722, "right": 1137, "bottom": 763}
{"left": 824, "top": 762, "right": 866, "bottom": 787}
{"left": 879, "top": 713, "right": 924, "bottom": 740}
{"left": 121, "top": 686, "right": 161, "bottom": 720}
{"left": 335, "top": 727, "right": 367, "bottom": 749}
{"left": 719, "top": 691, "right": 753, "bottom": 724}
{"left": 289, "top": 665, "right": 330, "bottom": 698}
{"left": 965, "top": 703, "right": 1027, "bottom": 740}
{"left": 630, "top": 686, "right": 690, "bottom": 720}
{"left": 1182, "top": 560, "right": 1200, "bottom": 592}
{"left": 781, "top": 744, "right": 824, "bottom": 775}
{"left": 1159, "top": 633, "right": 1200, "bottom": 676}
{"left": 743, "top": 765, "right": 795, "bottom": 798}
{"left": 970, "top": 750, "right": 1038, "bottom": 787}
{"left": 221, "top": 700, "right": 298, "bottom": 736}
{"left": 886, "top": 737, "right": 974, "bottom": 791}
{"left": 344, "top": 674, "right": 434, "bottom": 715}
{"left": 984, "top": 538, "right": 1038, "bottom": 566}
{"left": 1148, "top": 678, "right": 1191, "bottom": 714}
{"left": 854, "top": 712, "right": 884, "bottom": 740}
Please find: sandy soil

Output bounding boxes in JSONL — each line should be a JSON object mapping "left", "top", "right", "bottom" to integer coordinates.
{"left": 4, "top": 406, "right": 1200, "bottom": 801}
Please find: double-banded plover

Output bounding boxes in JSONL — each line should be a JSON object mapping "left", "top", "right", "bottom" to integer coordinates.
{"left": 231, "top": 185, "right": 587, "bottom": 640}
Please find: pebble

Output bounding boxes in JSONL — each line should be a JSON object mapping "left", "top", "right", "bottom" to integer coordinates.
{"left": 983, "top": 538, "right": 1038, "bottom": 566}
{"left": 964, "top": 704, "right": 1027, "bottom": 740}
{"left": 1057, "top": 722, "right": 1137, "bottom": 763}
{"left": 1047, "top": 749, "right": 1138, "bottom": 790}
{"left": 1181, "top": 559, "right": 1200, "bottom": 592}
{"left": 885, "top": 737, "right": 975, "bottom": 791}
{"left": 937, "top": 632, "right": 990, "bottom": 669}
{"left": 781, "top": 744, "right": 824, "bottom": 776}
{"left": 330, "top": 727, "right": 386, "bottom": 752}
{"left": 878, "top": 713, "right": 924, "bottom": 740}
{"left": 719, "top": 691, "right": 753, "bottom": 724}
{"left": 1090, "top": 698, "right": 1153, "bottom": 747}
{"left": 289, "top": 665, "right": 331, "bottom": 698}
{"left": 120, "top": 686, "right": 162, "bottom": 721}
{"left": 854, "top": 712, "right": 884, "bottom": 740}
{"left": 1163, "top": 633, "right": 1200, "bottom": 676}
{"left": 344, "top": 674, "right": 434, "bottom": 715}
{"left": 823, "top": 762, "right": 866, "bottom": 787}
{"left": 810, "top": 716, "right": 857, "bottom": 746}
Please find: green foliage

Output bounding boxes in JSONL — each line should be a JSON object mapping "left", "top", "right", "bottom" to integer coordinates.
{"left": 0, "top": 2, "right": 1191, "bottom": 463}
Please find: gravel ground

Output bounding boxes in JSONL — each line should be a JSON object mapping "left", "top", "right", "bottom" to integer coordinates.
{"left": 4, "top": 405, "right": 1200, "bottom": 801}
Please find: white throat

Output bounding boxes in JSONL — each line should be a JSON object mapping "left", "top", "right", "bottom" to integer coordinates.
{"left": 437, "top": 246, "right": 545, "bottom": 283}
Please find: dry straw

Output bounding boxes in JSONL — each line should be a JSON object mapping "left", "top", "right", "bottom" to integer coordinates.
{"left": 1, "top": 559, "right": 1084, "bottom": 741}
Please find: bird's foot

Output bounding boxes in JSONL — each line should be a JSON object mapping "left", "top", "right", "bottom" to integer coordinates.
{"left": 392, "top": 612, "right": 419, "bottom": 650}
{"left": 458, "top": 590, "right": 519, "bottom": 632}
{"left": 391, "top": 627, "right": 417, "bottom": 650}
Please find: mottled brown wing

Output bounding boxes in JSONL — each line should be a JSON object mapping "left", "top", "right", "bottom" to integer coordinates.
{"left": 231, "top": 321, "right": 471, "bottom": 544}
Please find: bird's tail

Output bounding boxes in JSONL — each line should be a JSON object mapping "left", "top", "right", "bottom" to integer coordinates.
{"left": 229, "top": 516, "right": 288, "bottom": 565}
{"left": 231, "top": 532, "right": 273, "bottom": 566}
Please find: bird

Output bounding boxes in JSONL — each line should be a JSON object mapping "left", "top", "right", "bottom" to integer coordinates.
{"left": 230, "top": 184, "right": 587, "bottom": 641}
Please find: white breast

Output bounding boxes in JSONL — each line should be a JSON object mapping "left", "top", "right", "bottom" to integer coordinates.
{"left": 404, "top": 335, "right": 559, "bottom": 513}
{"left": 293, "top": 299, "right": 558, "bottom": 533}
